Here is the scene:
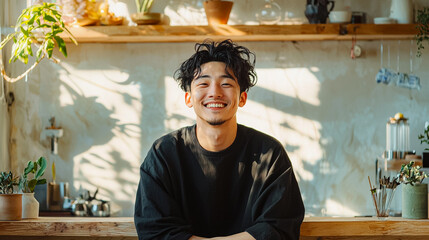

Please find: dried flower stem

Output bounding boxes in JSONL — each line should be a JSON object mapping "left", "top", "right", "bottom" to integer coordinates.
{"left": 368, "top": 176, "right": 380, "bottom": 216}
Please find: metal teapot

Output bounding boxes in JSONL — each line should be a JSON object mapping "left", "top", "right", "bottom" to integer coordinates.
{"left": 305, "top": 0, "right": 335, "bottom": 24}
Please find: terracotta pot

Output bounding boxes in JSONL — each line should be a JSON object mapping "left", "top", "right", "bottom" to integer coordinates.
{"left": 0, "top": 194, "right": 23, "bottom": 220}
{"left": 131, "top": 12, "right": 162, "bottom": 25}
{"left": 203, "top": 0, "right": 233, "bottom": 25}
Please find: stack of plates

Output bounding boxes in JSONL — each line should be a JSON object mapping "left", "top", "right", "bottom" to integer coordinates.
{"left": 374, "top": 17, "right": 397, "bottom": 24}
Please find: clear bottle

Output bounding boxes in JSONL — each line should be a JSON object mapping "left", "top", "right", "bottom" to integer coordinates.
{"left": 385, "top": 118, "right": 409, "bottom": 160}
{"left": 256, "top": 0, "right": 282, "bottom": 25}
{"left": 397, "top": 119, "right": 409, "bottom": 159}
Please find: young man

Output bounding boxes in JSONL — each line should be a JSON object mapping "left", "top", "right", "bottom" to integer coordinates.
{"left": 134, "top": 40, "right": 304, "bottom": 240}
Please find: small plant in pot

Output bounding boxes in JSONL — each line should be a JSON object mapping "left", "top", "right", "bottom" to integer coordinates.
{"left": 398, "top": 161, "right": 428, "bottom": 219}
{"left": 0, "top": 171, "right": 22, "bottom": 220}
{"left": 19, "top": 157, "right": 47, "bottom": 219}
{"left": 131, "top": 0, "right": 161, "bottom": 25}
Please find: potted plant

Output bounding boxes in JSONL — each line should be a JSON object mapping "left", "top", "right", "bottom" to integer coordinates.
{"left": 0, "top": 2, "right": 77, "bottom": 83}
{"left": 19, "top": 157, "right": 47, "bottom": 219}
{"left": 203, "top": 0, "right": 234, "bottom": 25}
{"left": 0, "top": 171, "right": 22, "bottom": 220}
{"left": 416, "top": 7, "right": 429, "bottom": 57}
{"left": 131, "top": 0, "right": 161, "bottom": 25}
{"left": 398, "top": 161, "right": 428, "bottom": 219}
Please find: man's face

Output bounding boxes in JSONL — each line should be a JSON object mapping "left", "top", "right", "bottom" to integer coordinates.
{"left": 185, "top": 61, "right": 247, "bottom": 126}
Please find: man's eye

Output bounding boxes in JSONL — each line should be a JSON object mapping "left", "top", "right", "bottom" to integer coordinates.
{"left": 198, "top": 83, "right": 208, "bottom": 86}
{"left": 222, "top": 83, "right": 232, "bottom": 87}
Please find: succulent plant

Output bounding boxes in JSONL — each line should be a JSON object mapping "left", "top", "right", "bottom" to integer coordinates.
{"left": 136, "top": 0, "right": 154, "bottom": 14}
{"left": 398, "top": 161, "right": 428, "bottom": 185}
{"left": 0, "top": 171, "right": 19, "bottom": 194}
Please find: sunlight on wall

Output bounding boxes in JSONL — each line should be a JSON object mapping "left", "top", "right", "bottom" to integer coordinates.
{"left": 325, "top": 199, "right": 359, "bottom": 216}
{"left": 164, "top": 76, "right": 196, "bottom": 130}
{"left": 57, "top": 64, "right": 141, "bottom": 213}
{"left": 256, "top": 68, "right": 321, "bottom": 106}
{"left": 164, "top": 1, "right": 206, "bottom": 26}
{"left": 238, "top": 67, "right": 323, "bottom": 182}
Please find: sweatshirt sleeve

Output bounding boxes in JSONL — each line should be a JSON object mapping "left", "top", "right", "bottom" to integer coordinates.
{"left": 134, "top": 145, "right": 193, "bottom": 240}
{"left": 245, "top": 147, "right": 305, "bottom": 240}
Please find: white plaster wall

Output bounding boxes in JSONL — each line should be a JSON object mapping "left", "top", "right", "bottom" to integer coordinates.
{"left": 3, "top": 0, "right": 429, "bottom": 217}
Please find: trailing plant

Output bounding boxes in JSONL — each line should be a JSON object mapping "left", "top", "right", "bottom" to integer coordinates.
{"left": 19, "top": 156, "right": 47, "bottom": 193}
{"left": 416, "top": 7, "right": 429, "bottom": 57}
{"left": 0, "top": 171, "right": 19, "bottom": 194}
{"left": 135, "top": 0, "right": 154, "bottom": 14}
{"left": 398, "top": 161, "right": 428, "bottom": 185}
{"left": 0, "top": 3, "right": 77, "bottom": 83}
{"left": 418, "top": 122, "right": 429, "bottom": 151}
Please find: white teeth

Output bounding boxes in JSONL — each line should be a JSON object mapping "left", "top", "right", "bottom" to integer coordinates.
{"left": 206, "top": 103, "right": 225, "bottom": 108}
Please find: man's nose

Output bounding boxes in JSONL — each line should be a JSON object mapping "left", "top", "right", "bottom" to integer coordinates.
{"left": 208, "top": 83, "right": 223, "bottom": 98}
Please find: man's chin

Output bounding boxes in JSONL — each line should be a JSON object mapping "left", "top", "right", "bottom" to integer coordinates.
{"left": 207, "top": 120, "right": 226, "bottom": 126}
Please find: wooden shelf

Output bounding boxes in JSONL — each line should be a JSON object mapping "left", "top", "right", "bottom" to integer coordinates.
{"left": 62, "top": 24, "right": 418, "bottom": 43}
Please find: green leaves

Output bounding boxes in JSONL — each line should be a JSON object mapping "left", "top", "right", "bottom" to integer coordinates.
{"left": 136, "top": 0, "right": 154, "bottom": 13}
{"left": 399, "top": 161, "right": 428, "bottom": 185}
{"left": 24, "top": 161, "right": 35, "bottom": 175}
{"left": 19, "top": 157, "right": 47, "bottom": 193}
{"left": 36, "top": 157, "right": 47, "bottom": 180}
{"left": 416, "top": 7, "right": 429, "bottom": 57}
{"left": 0, "top": 2, "right": 77, "bottom": 65}
{"left": 0, "top": 171, "right": 18, "bottom": 194}
{"left": 418, "top": 124, "right": 429, "bottom": 151}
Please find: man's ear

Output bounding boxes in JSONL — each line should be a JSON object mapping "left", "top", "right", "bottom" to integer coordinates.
{"left": 238, "top": 91, "right": 247, "bottom": 107}
{"left": 185, "top": 92, "right": 193, "bottom": 108}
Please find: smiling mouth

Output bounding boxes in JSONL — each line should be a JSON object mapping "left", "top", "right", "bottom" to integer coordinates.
{"left": 205, "top": 103, "right": 226, "bottom": 108}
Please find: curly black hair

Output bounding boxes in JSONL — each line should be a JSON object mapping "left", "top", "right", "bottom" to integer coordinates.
{"left": 174, "top": 39, "right": 257, "bottom": 93}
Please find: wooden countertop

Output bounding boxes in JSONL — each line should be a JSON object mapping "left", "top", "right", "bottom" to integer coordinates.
{"left": 301, "top": 217, "right": 429, "bottom": 239}
{"left": 1, "top": 216, "right": 429, "bottom": 239}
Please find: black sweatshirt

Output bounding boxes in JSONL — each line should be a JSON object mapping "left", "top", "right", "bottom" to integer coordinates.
{"left": 134, "top": 124, "right": 305, "bottom": 240}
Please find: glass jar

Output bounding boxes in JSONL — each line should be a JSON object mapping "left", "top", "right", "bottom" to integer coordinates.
{"left": 256, "top": 0, "right": 282, "bottom": 25}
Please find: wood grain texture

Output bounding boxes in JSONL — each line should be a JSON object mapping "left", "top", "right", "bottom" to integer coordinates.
{"left": 61, "top": 24, "right": 418, "bottom": 43}
{"left": 1, "top": 216, "right": 429, "bottom": 239}
{"left": 0, "top": 217, "right": 136, "bottom": 237}
{"left": 301, "top": 217, "right": 429, "bottom": 237}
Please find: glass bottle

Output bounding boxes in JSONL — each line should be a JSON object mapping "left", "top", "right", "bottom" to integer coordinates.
{"left": 256, "top": 0, "right": 282, "bottom": 25}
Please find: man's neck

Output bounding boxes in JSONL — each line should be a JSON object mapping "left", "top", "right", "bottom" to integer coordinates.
{"left": 195, "top": 120, "right": 238, "bottom": 152}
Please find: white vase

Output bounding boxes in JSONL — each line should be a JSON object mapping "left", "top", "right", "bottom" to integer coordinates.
{"left": 390, "top": 0, "right": 413, "bottom": 24}
{"left": 22, "top": 192, "right": 39, "bottom": 219}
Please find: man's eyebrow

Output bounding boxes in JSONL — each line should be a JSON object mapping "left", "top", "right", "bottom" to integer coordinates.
{"left": 194, "top": 72, "right": 236, "bottom": 80}
{"left": 223, "top": 72, "right": 235, "bottom": 79}
{"left": 195, "top": 74, "right": 209, "bottom": 80}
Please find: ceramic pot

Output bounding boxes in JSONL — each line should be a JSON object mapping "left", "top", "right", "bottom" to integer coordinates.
{"left": 0, "top": 194, "right": 22, "bottom": 220}
{"left": 131, "top": 12, "right": 162, "bottom": 25}
{"left": 22, "top": 192, "right": 39, "bottom": 219}
{"left": 390, "top": 0, "right": 413, "bottom": 24}
{"left": 402, "top": 183, "right": 428, "bottom": 219}
{"left": 203, "top": 0, "right": 233, "bottom": 25}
